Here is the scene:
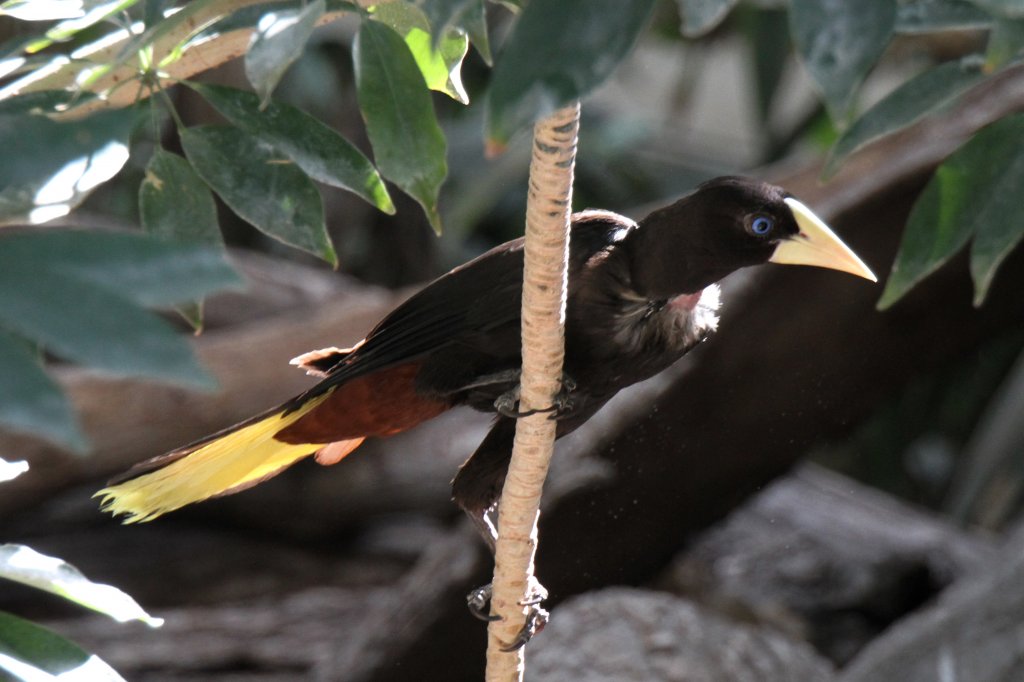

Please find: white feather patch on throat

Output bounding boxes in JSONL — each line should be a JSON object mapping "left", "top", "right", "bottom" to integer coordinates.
{"left": 689, "top": 283, "right": 721, "bottom": 336}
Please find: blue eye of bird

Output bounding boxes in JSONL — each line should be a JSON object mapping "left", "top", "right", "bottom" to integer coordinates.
{"left": 751, "top": 215, "right": 774, "bottom": 235}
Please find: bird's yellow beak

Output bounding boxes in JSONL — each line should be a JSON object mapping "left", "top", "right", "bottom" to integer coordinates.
{"left": 771, "top": 198, "right": 877, "bottom": 282}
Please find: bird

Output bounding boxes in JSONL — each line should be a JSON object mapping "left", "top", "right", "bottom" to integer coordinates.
{"left": 97, "top": 175, "right": 875, "bottom": 534}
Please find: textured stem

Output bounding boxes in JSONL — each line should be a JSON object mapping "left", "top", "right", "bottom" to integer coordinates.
{"left": 485, "top": 102, "right": 580, "bottom": 679}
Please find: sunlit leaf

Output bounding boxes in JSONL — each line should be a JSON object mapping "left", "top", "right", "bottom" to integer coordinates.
{"left": 0, "top": 611, "right": 124, "bottom": 681}
{"left": 140, "top": 149, "right": 221, "bottom": 246}
{"left": 24, "top": 0, "right": 140, "bottom": 54}
{"left": 245, "top": 0, "right": 325, "bottom": 108}
{"left": 971, "top": 0, "right": 1024, "bottom": 18}
{"left": 371, "top": 1, "right": 470, "bottom": 103}
{"left": 0, "top": 0, "right": 91, "bottom": 20}
{"left": 790, "top": 0, "right": 897, "bottom": 122}
{"left": 0, "top": 545, "right": 163, "bottom": 627}
{"left": 181, "top": 124, "right": 337, "bottom": 264}
{"left": 677, "top": 0, "right": 739, "bottom": 37}
{"left": 0, "top": 108, "right": 137, "bottom": 226}
{"left": 878, "top": 115, "right": 1024, "bottom": 308}
{"left": 354, "top": 20, "right": 447, "bottom": 232}
{"left": 183, "top": 0, "right": 357, "bottom": 50}
{"left": 896, "top": 0, "right": 992, "bottom": 33}
{"left": 0, "top": 330, "right": 86, "bottom": 453}
{"left": 825, "top": 57, "right": 985, "bottom": 176}
{"left": 486, "top": 0, "right": 657, "bottom": 148}
{"left": 986, "top": 16, "right": 1024, "bottom": 69}
{"left": 0, "top": 458, "right": 29, "bottom": 483}
{"left": 187, "top": 82, "right": 394, "bottom": 214}
{"left": 114, "top": 0, "right": 217, "bottom": 71}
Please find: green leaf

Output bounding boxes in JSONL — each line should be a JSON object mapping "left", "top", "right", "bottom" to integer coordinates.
{"left": 825, "top": 57, "right": 985, "bottom": 176}
{"left": 245, "top": 0, "right": 325, "bottom": 108}
{"left": 878, "top": 114, "right": 1024, "bottom": 308}
{"left": 144, "top": 0, "right": 168, "bottom": 30}
{"left": 354, "top": 20, "right": 447, "bottom": 233}
{"left": 971, "top": 0, "right": 1024, "bottom": 18}
{"left": 678, "top": 0, "right": 739, "bottom": 38}
{"left": 371, "top": 1, "right": 470, "bottom": 103}
{"left": 742, "top": 6, "right": 790, "bottom": 124}
{"left": 986, "top": 16, "right": 1024, "bottom": 68}
{"left": 421, "top": 0, "right": 491, "bottom": 64}
{"left": 139, "top": 149, "right": 222, "bottom": 332}
{"left": 0, "top": 610, "right": 125, "bottom": 681}
{"left": 140, "top": 149, "right": 222, "bottom": 246}
{"left": 181, "top": 124, "right": 337, "bottom": 264}
{"left": 486, "top": 0, "right": 657, "bottom": 147}
{"left": 0, "top": 90, "right": 97, "bottom": 116}
{"left": 421, "top": 0, "right": 472, "bottom": 43}
{"left": 0, "top": 545, "right": 163, "bottom": 627}
{"left": 790, "top": 0, "right": 897, "bottom": 122}
{"left": 0, "top": 457, "right": 28, "bottom": 483}
{"left": 896, "top": 0, "right": 992, "bottom": 33}
{"left": 0, "top": 108, "right": 137, "bottom": 226}
{"left": 0, "top": 265, "right": 214, "bottom": 387}
{"left": 461, "top": 0, "right": 492, "bottom": 66}
{"left": 0, "top": 330, "right": 86, "bottom": 453}
{"left": 0, "top": 230, "right": 240, "bottom": 401}
{"left": 186, "top": 82, "right": 394, "bottom": 214}
{"left": 967, "top": 116, "right": 1024, "bottom": 304}
{"left": 0, "top": 230, "right": 241, "bottom": 308}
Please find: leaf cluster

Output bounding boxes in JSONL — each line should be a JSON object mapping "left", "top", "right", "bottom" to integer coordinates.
{"left": 0, "top": 0, "right": 1018, "bottom": 470}
{"left": 0, "top": 0, "right": 659, "bottom": 453}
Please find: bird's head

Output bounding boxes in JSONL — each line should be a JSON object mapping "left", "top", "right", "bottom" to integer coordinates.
{"left": 626, "top": 176, "right": 876, "bottom": 298}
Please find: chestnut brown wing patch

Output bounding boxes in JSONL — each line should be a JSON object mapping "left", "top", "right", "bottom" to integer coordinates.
{"left": 275, "top": 362, "right": 450, "bottom": 445}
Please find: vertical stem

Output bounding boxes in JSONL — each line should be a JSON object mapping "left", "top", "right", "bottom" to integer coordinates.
{"left": 484, "top": 102, "right": 580, "bottom": 680}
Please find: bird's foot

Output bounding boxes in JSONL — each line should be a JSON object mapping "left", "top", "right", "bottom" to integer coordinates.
{"left": 467, "top": 583, "right": 501, "bottom": 622}
{"left": 493, "top": 374, "right": 576, "bottom": 419}
{"left": 466, "top": 577, "right": 550, "bottom": 651}
{"left": 501, "top": 604, "right": 549, "bottom": 651}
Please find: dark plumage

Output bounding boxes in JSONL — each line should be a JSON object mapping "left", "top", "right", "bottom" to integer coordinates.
{"left": 97, "top": 176, "right": 874, "bottom": 529}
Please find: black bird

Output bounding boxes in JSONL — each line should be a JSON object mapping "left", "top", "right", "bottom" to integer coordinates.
{"left": 98, "top": 176, "right": 874, "bottom": 532}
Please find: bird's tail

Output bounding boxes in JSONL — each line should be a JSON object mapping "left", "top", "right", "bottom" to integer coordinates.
{"left": 95, "top": 392, "right": 362, "bottom": 523}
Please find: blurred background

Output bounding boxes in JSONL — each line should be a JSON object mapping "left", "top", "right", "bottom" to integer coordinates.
{"left": 2, "top": 1, "right": 1023, "bottom": 680}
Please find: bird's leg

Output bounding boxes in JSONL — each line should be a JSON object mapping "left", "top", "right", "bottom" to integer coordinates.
{"left": 466, "top": 506, "right": 500, "bottom": 622}
{"left": 462, "top": 504, "right": 550, "bottom": 648}
{"left": 494, "top": 373, "right": 577, "bottom": 419}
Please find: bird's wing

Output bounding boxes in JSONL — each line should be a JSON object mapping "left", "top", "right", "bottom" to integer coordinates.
{"left": 288, "top": 237, "right": 528, "bottom": 406}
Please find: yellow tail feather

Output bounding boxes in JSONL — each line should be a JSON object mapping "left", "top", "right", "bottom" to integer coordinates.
{"left": 96, "top": 395, "right": 334, "bottom": 523}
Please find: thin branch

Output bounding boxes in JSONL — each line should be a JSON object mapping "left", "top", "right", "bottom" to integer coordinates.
{"left": 485, "top": 102, "right": 580, "bottom": 679}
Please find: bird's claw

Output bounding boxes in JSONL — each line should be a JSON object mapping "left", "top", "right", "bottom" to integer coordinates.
{"left": 467, "top": 584, "right": 501, "bottom": 621}
{"left": 467, "top": 579, "right": 549, "bottom": 649}
{"left": 500, "top": 604, "right": 549, "bottom": 651}
{"left": 493, "top": 374, "right": 576, "bottom": 419}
